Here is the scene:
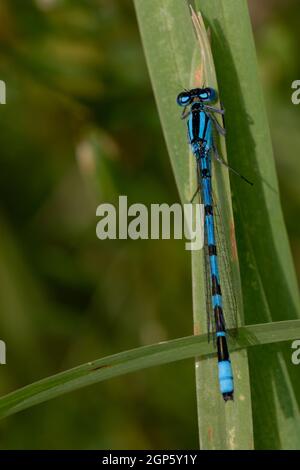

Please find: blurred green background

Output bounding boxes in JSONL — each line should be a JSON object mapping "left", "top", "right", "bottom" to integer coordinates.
{"left": 0, "top": 0, "right": 299, "bottom": 449}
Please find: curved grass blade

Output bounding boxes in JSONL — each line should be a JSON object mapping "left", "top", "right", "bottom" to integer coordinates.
{"left": 0, "top": 320, "right": 299, "bottom": 421}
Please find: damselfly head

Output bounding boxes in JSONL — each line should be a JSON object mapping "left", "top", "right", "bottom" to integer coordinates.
{"left": 177, "top": 87, "right": 218, "bottom": 107}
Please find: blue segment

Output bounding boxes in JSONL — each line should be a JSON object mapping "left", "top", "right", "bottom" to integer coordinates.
{"left": 203, "top": 183, "right": 211, "bottom": 206}
{"left": 216, "top": 332, "right": 225, "bottom": 337}
{"left": 218, "top": 360, "right": 234, "bottom": 394}
{"left": 212, "top": 293, "right": 222, "bottom": 308}
{"left": 205, "top": 218, "right": 215, "bottom": 246}
{"left": 188, "top": 118, "right": 193, "bottom": 142}
{"left": 199, "top": 113, "right": 211, "bottom": 145}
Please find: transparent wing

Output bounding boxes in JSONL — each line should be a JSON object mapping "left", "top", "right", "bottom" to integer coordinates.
{"left": 194, "top": 160, "right": 239, "bottom": 341}
{"left": 212, "top": 187, "right": 239, "bottom": 336}
{"left": 195, "top": 161, "right": 214, "bottom": 341}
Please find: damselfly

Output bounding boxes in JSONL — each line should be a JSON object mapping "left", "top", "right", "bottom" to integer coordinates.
{"left": 177, "top": 87, "right": 252, "bottom": 401}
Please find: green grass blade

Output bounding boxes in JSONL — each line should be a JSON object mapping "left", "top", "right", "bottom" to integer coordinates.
{"left": 133, "top": 0, "right": 195, "bottom": 202}
{"left": 134, "top": 0, "right": 252, "bottom": 449}
{"left": 0, "top": 320, "right": 299, "bottom": 421}
{"left": 188, "top": 7, "right": 252, "bottom": 449}
{"left": 196, "top": 0, "right": 300, "bottom": 449}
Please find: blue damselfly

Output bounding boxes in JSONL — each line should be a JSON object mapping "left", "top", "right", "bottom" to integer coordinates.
{"left": 177, "top": 87, "right": 252, "bottom": 401}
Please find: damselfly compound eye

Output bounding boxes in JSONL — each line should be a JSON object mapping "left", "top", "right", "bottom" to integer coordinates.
{"left": 177, "top": 92, "right": 192, "bottom": 107}
{"left": 203, "top": 87, "right": 218, "bottom": 103}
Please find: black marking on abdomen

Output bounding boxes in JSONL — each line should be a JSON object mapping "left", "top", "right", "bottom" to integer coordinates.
{"left": 208, "top": 244, "right": 217, "bottom": 256}
{"left": 201, "top": 168, "right": 210, "bottom": 178}
{"left": 214, "top": 305, "right": 226, "bottom": 331}
{"left": 204, "top": 204, "right": 213, "bottom": 215}
{"left": 217, "top": 335, "right": 229, "bottom": 362}
{"left": 211, "top": 274, "right": 222, "bottom": 295}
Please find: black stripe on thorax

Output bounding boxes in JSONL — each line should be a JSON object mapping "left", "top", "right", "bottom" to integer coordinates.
{"left": 192, "top": 107, "right": 200, "bottom": 142}
{"left": 191, "top": 106, "right": 209, "bottom": 144}
{"left": 202, "top": 113, "right": 209, "bottom": 141}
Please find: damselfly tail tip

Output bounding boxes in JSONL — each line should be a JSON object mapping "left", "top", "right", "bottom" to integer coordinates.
{"left": 223, "top": 392, "right": 234, "bottom": 402}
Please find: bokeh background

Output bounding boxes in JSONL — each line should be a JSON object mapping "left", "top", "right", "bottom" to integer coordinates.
{"left": 0, "top": 0, "right": 299, "bottom": 449}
